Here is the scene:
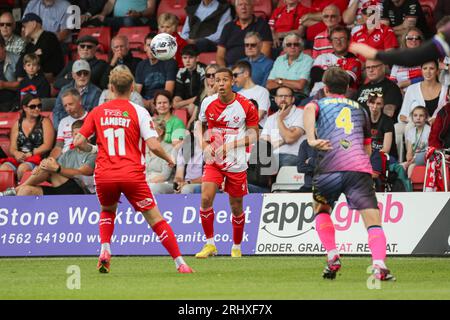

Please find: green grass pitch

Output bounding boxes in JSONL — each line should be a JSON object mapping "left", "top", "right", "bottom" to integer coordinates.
{"left": 1, "top": 256, "right": 449, "bottom": 300}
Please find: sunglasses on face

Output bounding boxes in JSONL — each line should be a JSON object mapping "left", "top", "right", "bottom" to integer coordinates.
{"left": 0, "top": 22, "right": 13, "bottom": 27}
{"left": 76, "top": 70, "right": 90, "bottom": 77}
{"left": 323, "top": 14, "right": 338, "bottom": 19}
{"left": 406, "top": 36, "right": 422, "bottom": 41}
{"left": 245, "top": 43, "right": 257, "bottom": 48}
{"left": 79, "top": 44, "right": 94, "bottom": 50}
{"left": 365, "top": 64, "right": 383, "bottom": 71}
{"left": 27, "top": 103, "right": 42, "bottom": 110}
{"left": 285, "top": 42, "right": 300, "bottom": 48}
{"left": 368, "top": 92, "right": 383, "bottom": 98}
{"left": 233, "top": 71, "right": 244, "bottom": 78}
{"left": 206, "top": 73, "right": 216, "bottom": 78}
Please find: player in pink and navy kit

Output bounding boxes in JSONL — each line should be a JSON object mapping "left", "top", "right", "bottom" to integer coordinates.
{"left": 304, "top": 67, "right": 395, "bottom": 281}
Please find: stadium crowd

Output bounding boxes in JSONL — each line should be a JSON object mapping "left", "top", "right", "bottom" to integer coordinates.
{"left": 1, "top": 0, "right": 450, "bottom": 196}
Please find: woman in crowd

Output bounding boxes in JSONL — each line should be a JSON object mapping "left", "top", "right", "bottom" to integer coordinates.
{"left": 0, "top": 94, "right": 54, "bottom": 182}
{"left": 154, "top": 89, "right": 186, "bottom": 148}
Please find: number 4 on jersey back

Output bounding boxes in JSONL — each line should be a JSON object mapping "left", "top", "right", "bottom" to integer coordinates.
{"left": 335, "top": 107, "right": 354, "bottom": 135}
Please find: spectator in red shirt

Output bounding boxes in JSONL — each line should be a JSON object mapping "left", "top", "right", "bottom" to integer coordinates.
{"left": 312, "top": 4, "right": 343, "bottom": 59}
{"left": 429, "top": 87, "right": 450, "bottom": 149}
{"left": 351, "top": 3, "right": 399, "bottom": 62}
{"left": 269, "top": 0, "right": 301, "bottom": 49}
{"left": 297, "top": 0, "right": 348, "bottom": 44}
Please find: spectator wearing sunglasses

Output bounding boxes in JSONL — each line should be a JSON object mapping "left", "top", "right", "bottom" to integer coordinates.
{"left": 53, "top": 59, "right": 101, "bottom": 129}
{"left": 54, "top": 35, "right": 110, "bottom": 90}
{"left": 0, "top": 11, "right": 25, "bottom": 55}
{"left": 0, "top": 93, "right": 55, "bottom": 182}
{"left": 266, "top": 32, "right": 313, "bottom": 101}
{"left": 242, "top": 31, "right": 273, "bottom": 87}
{"left": 193, "top": 63, "right": 219, "bottom": 117}
{"left": 311, "top": 4, "right": 342, "bottom": 59}
{"left": 389, "top": 27, "right": 424, "bottom": 91}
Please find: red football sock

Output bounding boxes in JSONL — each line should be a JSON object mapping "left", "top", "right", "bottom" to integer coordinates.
{"left": 152, "top": 220, "right": 181, "bottom": 259}
{"left": 99, "top": 210, "right": 116, "bottom": 244}
{"left": 200, "top": 207, "right": 215, "bottom": 239}
{"left": 232, "top": 213, "right": 245, "bottom": 245}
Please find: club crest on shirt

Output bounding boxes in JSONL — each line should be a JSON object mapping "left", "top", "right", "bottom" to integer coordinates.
{"left": 340, "top": 139, "right": 352, "bottom": 150}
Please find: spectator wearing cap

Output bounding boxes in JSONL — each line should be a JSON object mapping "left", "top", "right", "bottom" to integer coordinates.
{"left": 180, "top": 0, "right": 232, "bottom": 53}
{"left": 351, "top": 3, "right": 399, "bottom": 62}
{"left": 173, "top": 44, "right": 206, "bottom": 129}
{"left": 54, "top": 35, "right": 110, "bottom": 90}
{"left": 23, "top": 0, "right": 72, "bottom": 43}
{"left": 52, "top": 59, "right": 101, "bottom": 129}
{"left": 0, "top": 36, "right": 20, "bottom": 111}
{"left": 0, "top": 11, "right": 26, "bottom": 55}
{"left": 16, "top": 12, "right": 64, "bottom": 84}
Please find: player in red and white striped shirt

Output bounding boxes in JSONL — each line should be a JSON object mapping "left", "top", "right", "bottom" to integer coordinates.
{"left": 74, "top": 66, "right": 193, "bottom": 274}
{"left": 195, "top": 67, "right": 259, "bottom": 259}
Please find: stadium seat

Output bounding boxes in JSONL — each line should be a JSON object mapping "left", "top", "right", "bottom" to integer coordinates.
{"left": 410, "top": 165, "right": 426, "bottom": 191}
{"left": 419, "top": 0, "right": 437, "bottom": 10}
{"left": 0, "top": 112, "right": 21, "bottom": 137}
{"left": 271, "top": 166, "right": 305, "bottom": 192}
{"left": 253, "top": 0, "right": 272, "bottom": 20}
{"left": 198, "top": 52, "right": 217, "bottom": 65}
{"left": 131, "top": 51, "right": 148, "bottom": 60}
{"left": 40, "top": 112, "right": 53, "bottom": 125}
{"left": 118, "top": 26, "right": 151, "bottom": 52}
{"left": 0, "top": 170, "right": 15, "bottom": 192}
{"left": 76, "top": 27, "right": 112, "bottom": 53}
{"left": 421, "top": 5, "right": 436, "bottom": 33}
{"left": 173, "top": 109, "right": 188, "bottom": 127}
{"left": 157, "top": 0, "right": 188, "bottom": 25}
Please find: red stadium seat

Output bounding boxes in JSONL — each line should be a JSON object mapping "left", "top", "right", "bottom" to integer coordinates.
{"left": 118, "top": 26, "right": 151, "bottom": 52}
{"left": 157, "top": 0, "right": 188, "bottom": 25}
{"left": 0, "top": 170, "right": 15, "bottom": 192}
{"left": 419, "top": 0, "right": 437, "bottom": 10}
{"left": 173, "top": 109, "right": 188, "bottom": 127}
{"left": 410, "top": 165, "right": 426, "bottom": 191}
{"left": 0, "top": 112, "right": 21, "bottom": 137}
{"left": 253, "top": 0, "right": 272, "bottom": 20}
{"left": 421, "top": 5, "right": 436, "bottom": 33}
{"left": 131, "top": 51, "right": 148, "bottom": 60}
{"left": 40, "top": 112, "right": 53, "bottom": 125}
{"left": 76, "top": 27, "right": 112, "bottom": 53}
{"left": 198, "top": 52, "right": 217, "bottom": 65}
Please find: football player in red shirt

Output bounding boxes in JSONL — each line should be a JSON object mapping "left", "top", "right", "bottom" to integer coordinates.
{"left": 195, "top": 67, "right": 259, "bottom": 258}
{"left": 74, "top": 66, "right": 193, "bottom": 274}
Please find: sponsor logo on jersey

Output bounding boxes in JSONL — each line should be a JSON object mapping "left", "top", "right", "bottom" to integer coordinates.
{"left": 122, "top": 111, "right": 129, "bottom": 117}
{"left": 104, "top": 109, "right": 123, "bottom": 117}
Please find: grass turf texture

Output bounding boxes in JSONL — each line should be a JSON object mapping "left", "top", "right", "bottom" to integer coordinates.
{"left": 0, "top": 256, "right": 449, "bottom": 300}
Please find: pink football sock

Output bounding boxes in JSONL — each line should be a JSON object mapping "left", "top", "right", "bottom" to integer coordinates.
{"left": 368, "top": 226, "right": 387, "bottom": 263}
{"left": 315, "top": 213, "right": 337, "bottom": 253}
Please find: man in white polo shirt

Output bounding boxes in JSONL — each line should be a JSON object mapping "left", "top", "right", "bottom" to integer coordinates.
{"left": 232, "top": 60, "right": 270, "bottom": 128}
{"left": 49, "top": 88, "right": 88, "bottom": 159}
{"left": 261, "top": 86, "right": 305, "bottom": 167}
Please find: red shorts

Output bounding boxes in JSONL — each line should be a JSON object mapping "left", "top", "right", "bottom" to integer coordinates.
{"left": 95, "top": 178, "right": 156, "bottom": 212}
{"left": 202, "top": 164, "right": 248, "bottom": 198}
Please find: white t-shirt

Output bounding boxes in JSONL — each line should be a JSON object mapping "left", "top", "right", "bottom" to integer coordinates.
{"left": 260, "top": 106, "right": 305, "bottom": 156}
{"left": 405, "top": 124, "right": 430, "bottom": 154}
{"left": 238, "top": 85, "right": 270, "bottom": 127}
{"left": 57, "top": 111, "right": 89, "bottom": 153}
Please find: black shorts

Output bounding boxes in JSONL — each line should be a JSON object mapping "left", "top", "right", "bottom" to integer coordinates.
{"left": 42, "top": 178, "right": 86, "bottom": 195}
{"left": 312, "top": 171, "right": 378, "bottom": 211}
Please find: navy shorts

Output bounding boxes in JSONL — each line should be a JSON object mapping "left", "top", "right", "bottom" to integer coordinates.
{"left": 312, "top": 171, "right": 378, "bottom": 211}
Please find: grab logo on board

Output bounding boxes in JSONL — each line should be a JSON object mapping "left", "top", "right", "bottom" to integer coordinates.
{"left": 255, "top": 193, "right": 450, "bottom": 255}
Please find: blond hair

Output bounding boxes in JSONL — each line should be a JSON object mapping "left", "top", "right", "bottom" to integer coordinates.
{"left": 158, "top": 12, "right": 179, "bottom": 28}
{"left": 109, "top": 65, "right": 135, "bottom": 95}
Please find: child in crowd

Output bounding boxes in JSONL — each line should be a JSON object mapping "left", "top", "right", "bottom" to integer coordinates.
{"left": 158, "top": 12, "right": 187, "bottom": 68}
{"left": 402, "top": 106, "right": 431, "bottom": 178}
{"left": 19, "top": 53, "right": 50, "bottom": 100}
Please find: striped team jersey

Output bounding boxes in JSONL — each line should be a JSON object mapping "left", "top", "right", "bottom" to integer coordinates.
{"left": 314, "top": 95, "right": 372, "bottom": 175}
